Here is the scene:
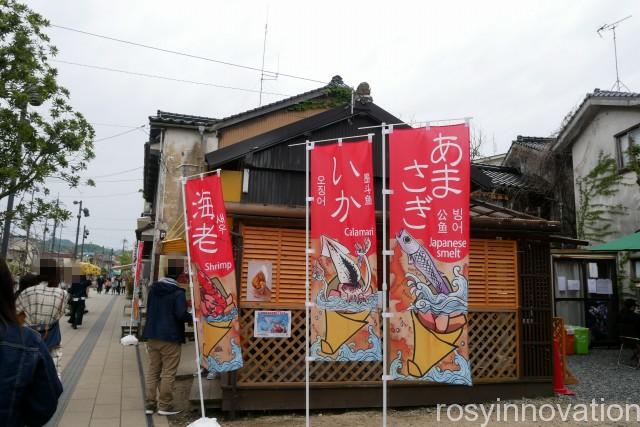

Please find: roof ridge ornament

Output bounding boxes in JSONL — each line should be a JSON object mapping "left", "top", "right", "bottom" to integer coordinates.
{"left": 355, "top": 82, "right": 372, "bottom": 104}
{"left": 329, "top": 75, "right": 344, "bottom": 86}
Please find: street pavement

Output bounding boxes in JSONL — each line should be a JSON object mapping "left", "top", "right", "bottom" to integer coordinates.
{"left": 46, "top": 292, "right": 172, "bottom": 427}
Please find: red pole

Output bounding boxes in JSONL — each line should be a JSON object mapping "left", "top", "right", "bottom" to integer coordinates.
{"left": 553, "top": 338, "right": 575, "bottom": 395}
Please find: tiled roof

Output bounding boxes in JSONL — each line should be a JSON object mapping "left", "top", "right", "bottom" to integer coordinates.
{"left": 212, "top": 75, "right": 343, "bottom": 129}
{"left": 590, "top": 88, "right": 640, "bottom": 98}
{"left": 474, "top": 164, "right": 544, "bottom": 192}
{"left": 150, "top": 110, "right": 218, "bottom": 127}
{"left": 512, "top": 135, "right": 555, "bottom": 151}
{"left": 555, "top": 88, "right": 640, "bottom": 146}
{"left": 149, "top": 75, "right": 344, "bottom": 130}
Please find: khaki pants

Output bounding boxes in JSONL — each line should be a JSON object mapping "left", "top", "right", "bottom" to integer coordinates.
{"left": 145, "top": 339, "right": 181, "bottom": 410}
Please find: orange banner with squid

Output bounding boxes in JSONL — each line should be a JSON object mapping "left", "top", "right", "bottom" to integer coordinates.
{"left": 388, "top": 125, "right": 471, "bottom": 384}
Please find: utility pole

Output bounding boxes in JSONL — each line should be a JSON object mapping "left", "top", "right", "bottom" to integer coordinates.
{"left": 80, "top": 225, "right": 89, "bottom": 261}
{"left": 41, "top": 219, "right": 49, "bottom": 254}
{"left": 109, "top": 248, "right": 114, "bottom": 277}
{"left": 73, "top": 201, "right": 82, "bottom": 259}
{"left": 23, "top": 190, "right": 35, "bottom": 270}
{"left": 50, "top": 196, "right": 59, "bottom": 252}
{"left": 72, "top": 200, "right": 89, "bottom": 259}
{"left": 119, "top": 239, "right": 127, "bottom": 279}
{"left": 57, "top": 223, "right": 63, "bottom": 258}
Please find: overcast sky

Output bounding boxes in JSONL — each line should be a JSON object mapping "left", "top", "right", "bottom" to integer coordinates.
{"left": 19, "top": 0, "right": 639, "bottom": 250}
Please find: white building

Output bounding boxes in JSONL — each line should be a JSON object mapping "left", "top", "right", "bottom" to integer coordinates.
{"left": 552, "top": 89, "right": 640, "bottom": 296}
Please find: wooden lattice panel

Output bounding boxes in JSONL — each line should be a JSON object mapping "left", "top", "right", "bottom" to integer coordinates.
{"left": 236, "top": 308, "right": 519, "bottom": 385}
{"left": 468, "top": 311, "right": 519, "bottom": 380}
{"left": 469, "top": 239, "right": 518, "bottom": 309}
{"left": 237, "top": 307, "right": 381, "bottom": 384}
{"left": 518, "top": 239, "right": 552, "bottom": 379}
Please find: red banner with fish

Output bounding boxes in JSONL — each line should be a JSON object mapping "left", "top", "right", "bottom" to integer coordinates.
{"left": 309, "top": 139, "right": 381, "bottom": 361}
{"left": 184, "top": 174, "right": 242, "bottom": 372}
{"left": 388, "top": 125, "right": 471, "bottom": 384}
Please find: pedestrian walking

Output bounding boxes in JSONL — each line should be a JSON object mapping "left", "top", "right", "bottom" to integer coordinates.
{"left": 104, "top": 278, "right": 111, "bottom": 295}
{"left": 68, "top": 266, "right": 91, "bottom": 329}
{"left": 97, "top": 276, "right": 104, "bottom": 294}
{"left": 15, "top": 259, "right": 68, "bottom": 378}
{"left": 142, "top": 260, "right": 191, "bottom": 416}
{"left": 0, "top": 258, "right": 63, "bottom": 427}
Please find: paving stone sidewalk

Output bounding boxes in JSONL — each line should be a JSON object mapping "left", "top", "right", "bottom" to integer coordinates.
{"left": 51, "top": 292, "right": 172, "bottom": 427}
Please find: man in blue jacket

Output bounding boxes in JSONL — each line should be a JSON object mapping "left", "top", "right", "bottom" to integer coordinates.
{"left": 142, "top": 260, "right": 192, "bottom": 416}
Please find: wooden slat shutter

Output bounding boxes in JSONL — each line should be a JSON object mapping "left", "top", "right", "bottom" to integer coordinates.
{"left": 468, "top": 239, "right": 519, "bottom": 309}
{"left": 240, "top": 225, "right": 306, "bottom": 304}
{"left": 241, "top": 226, "right": 518, "bottom": 309}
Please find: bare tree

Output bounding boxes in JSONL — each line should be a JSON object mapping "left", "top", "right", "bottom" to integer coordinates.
{"left": 470, "top": 127, "right": 486, "bottom": 160}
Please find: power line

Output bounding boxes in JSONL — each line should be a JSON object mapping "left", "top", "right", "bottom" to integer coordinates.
{"left": 91, "top": 122, "right": 142, "bottom": 129}
{"left": 87, "top": 227, "right": 134, "bottom": 231}
{"left": 50, "top": 24, "right": 328, "bottom": 85}
{"left": 93, "top": 125, "right": 146, "bottom": 143}
{"left": 93, "top": 178, "right": 143, "bottom": 183}
{"left": 58, "top": 191, "right": 140, "bottom": 199}
{"left": 90, "top": 166, "right": 143, "bottom": 178}
{"left": 89, "top": 218, "right": 138, "bottom": 222}
{"left": 53, "top": 59, "right": 292, "bottom": 97}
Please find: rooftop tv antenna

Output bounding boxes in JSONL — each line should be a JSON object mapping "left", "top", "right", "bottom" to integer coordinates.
{"left": 597, "top": 15, "right": 632, "bottom": 92}
{"left": 259, "top": 6, "right": 278, "bottom": 106}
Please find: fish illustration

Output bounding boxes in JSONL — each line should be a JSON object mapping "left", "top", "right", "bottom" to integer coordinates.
{"left": 396, "top": 229, "right": 453, "bottom": 295}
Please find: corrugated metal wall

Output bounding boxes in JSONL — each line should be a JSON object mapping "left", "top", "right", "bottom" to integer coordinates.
{"left": 243, "top": 169, "right": 306, "bottom": 206}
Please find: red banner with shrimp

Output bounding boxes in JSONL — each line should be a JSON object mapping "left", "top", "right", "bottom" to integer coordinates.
{"left": 309, "top": 139, "right": 381, "bottom": 361}
{"left": 388, "top": 125, "right": 471, "bottom": 384}
{"left": 184, "top": 174, "right": 242, "bottom": 372}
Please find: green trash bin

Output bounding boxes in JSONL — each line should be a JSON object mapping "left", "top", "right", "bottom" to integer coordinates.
{"left": 573, "top": 326, "right": 589, "bottom": 354}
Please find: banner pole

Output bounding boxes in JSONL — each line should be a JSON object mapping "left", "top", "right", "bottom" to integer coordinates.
{"left": 128, "top": 241, "right": 139, "bottom": 336}
{"left": 381, "top": 123, "right": 388, "bottom": 427}
{"left": 305, "top": 139, "right": 311, "bottom": 427}
{"left": 181, "top": 177, "right": 206, "bottom": 419}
